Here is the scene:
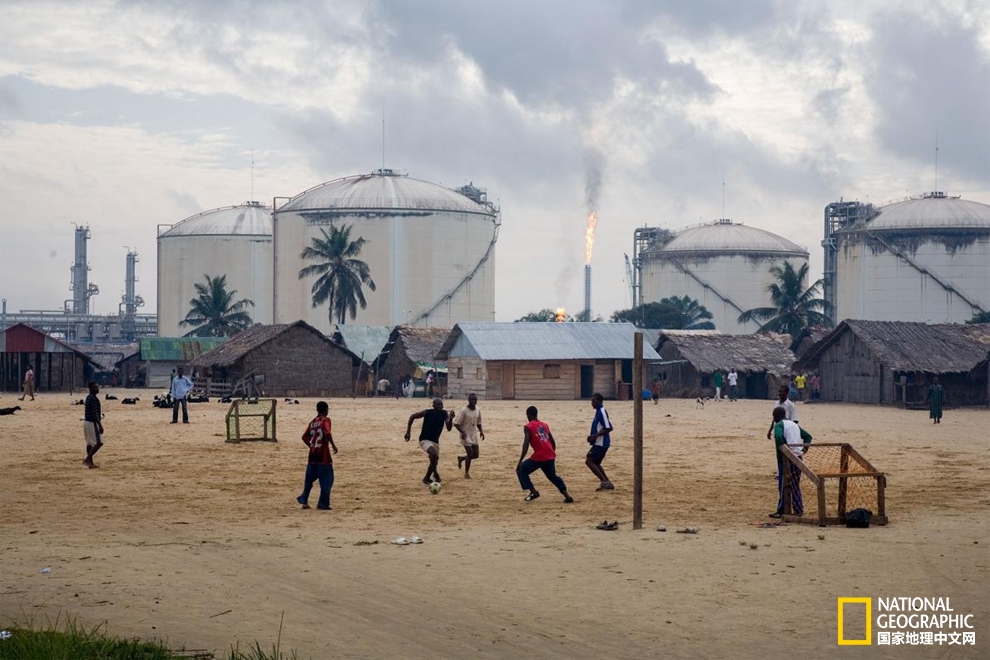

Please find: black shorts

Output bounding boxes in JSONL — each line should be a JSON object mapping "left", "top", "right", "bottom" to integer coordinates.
{"left": 586, "top": 444, "right": 609, "bottom": 464}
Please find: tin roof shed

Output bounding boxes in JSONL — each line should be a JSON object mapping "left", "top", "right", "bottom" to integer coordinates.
{"left": 437, "top": 323, "right": 661, "bottom": 361}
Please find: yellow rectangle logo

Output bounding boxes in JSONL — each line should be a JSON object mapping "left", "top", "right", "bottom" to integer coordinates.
{"left": 838, "top": 597, "right": 872, "bottom": 645}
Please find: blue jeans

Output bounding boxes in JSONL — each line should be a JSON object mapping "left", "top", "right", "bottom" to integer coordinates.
{"left": 299, "top": 463, "right": 334, "bottom": 509}
{"left": 517, "top": 459, "right": 568, "bottom": 494}
{"left": 172, "top": 397, "right": 188, "bottom": 423}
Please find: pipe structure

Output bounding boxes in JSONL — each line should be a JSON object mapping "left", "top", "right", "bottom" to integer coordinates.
{"left": 584, "top": 264, "right": 591, "bottom": 322}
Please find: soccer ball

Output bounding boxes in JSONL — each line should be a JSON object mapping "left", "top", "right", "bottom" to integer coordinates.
{"left": 429, "top": 481, "right": 442, "bottom": 494}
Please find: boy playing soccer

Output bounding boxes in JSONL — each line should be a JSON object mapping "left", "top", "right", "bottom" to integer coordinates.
{"left": 298, "top": 401, "right": 338, "bottom": 510}
{"left": 516, "top": 406, "right": 574, "bottom": 504}
{"left": 586, "top": 393, "right": 614, "bottom": 490}
{"left": 83, "top": 381, "right": 104, "bottom": 468}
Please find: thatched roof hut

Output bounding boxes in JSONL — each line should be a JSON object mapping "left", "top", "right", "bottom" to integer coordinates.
{"left": 187, "top": 321, "right": 362, "bottom": 397}
{"left": 375, "top": 326, "right": 451, "bottom": 395}
{"left": 795, "top": 320, "right": 990, "bottom": 406}
{"left": 654, "top": 330, "right": 795, "bottom": 399}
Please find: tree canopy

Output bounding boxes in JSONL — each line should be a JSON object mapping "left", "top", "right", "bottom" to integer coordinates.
{"left": 180, "top": 274, "right": 254, "bottom": 337}
{"left": 298, "top": 224, "right": 377, "bottom": 325}
{"left": 965, "top": 311, "right": 990, "bottom": 324}
{"left": 737, "top": 260, "right": 831, "bottom": 339}
{"left": 610, "top": 296, "right": 715, "bottom": 329}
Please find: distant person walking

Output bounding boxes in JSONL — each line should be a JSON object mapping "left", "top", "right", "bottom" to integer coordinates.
{"left": 516, "top": 406, "right": 574, "bottom": 504}
{"left": 586, "top": 393, "right": 614, "bottom": 490}
{"left": 795, "top": 373, "right": 807, "bottom": 401}
{"left": 83, "top": 381, "right": 104, "bottom": 468}
{"left": 19, "top": 366, "right": 35, "bottom": 401}
{"left": 425, "top": 370, "right": 435, "bottom": 398}
{"left": 713, "top": 370, "right": 724, "bottom": 400}
{"left": 811, "top": 373, "right": 821, "bottom": 400}
{"left": 405, "top": 398, "right": 453, "bottom": 485}
{"left": 297, "top": 401, "right": 337, "bottom": 510}
{"left": 454, "top": 393, "right": 485, "bottom": 478}
{"left": 651, "top": 379, "right": 661, "bottom": 405}
{"left": 927, "top": 377, "right": 945, "bottom": 425}
{"left": 170, "top": 367, "right": 193, "bottom": 424}
{"left": 727, "top": 369, "right": 739, "bottom": 401}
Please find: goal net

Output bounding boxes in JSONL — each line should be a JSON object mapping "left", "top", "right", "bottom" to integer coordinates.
{"left": 225, "top": 398, "right": 278, "bottom": 443}
{"left": 780, "top": 443, "right": 887, "bottom": 526}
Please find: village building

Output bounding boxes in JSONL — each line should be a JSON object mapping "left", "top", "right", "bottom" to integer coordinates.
{"left": 186, "top": 321, "right": 363, "bottom": 397}
{"left": 0, "top": 323, "right": 96, "bottom": 392}
{"left": 375, "top": 326, "right": 451, "bottom": 397}
{"left": 654, "top": 330, "right": 795, "bottom": 399}
{"left": 795, "top": 320, "right": 990, "bottom": 406}
{"left": 116, "top": 336, "right": 226, "bottom": 389}
{"left": 437, "top": 322, "right": 660, "bottom": 400}
{"left": 331, "top": 324, "right": 393, "bottom": 394}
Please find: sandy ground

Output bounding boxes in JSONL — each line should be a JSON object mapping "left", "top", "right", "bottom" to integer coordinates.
{"left": 1, "top": 390, "right": 988, "bottom": 659}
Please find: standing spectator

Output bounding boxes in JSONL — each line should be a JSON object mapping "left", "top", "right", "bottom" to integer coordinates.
{"left": 377, "top": 377, "right": 390, "bottom": 397}
{"left": 788, "top": 377, "right": 799, "bottom": 402}
{"left": 83, "top": 381, "right": 104, "bottom": 468}
{"left": 19, "top": 366, "right": 35, "bottom": 401}
{"left": 727, "top": 369, "right": 739, "bottom": 401}
{"left": 766, "top": 385, "right": 798, "bottom": 440}
{"left": 769, "top": 405, "right": 812, "bottom": 518}
{"left": 425, "top": 370, "right": 435, "bottom": 398}
{"left": 454, "top": 393, "right": 485, "bottom": 478}
{"left": 586, "top": 393, "right": 614, "bottom": 491}
{"left": 170, "top": 367, "right": 194, "bottom": 424}
{"left": 795, "top": 372, "right": 807, "bottom": 401}
{"left": 811, "top": 373, "right": 821, "bottom": 400}
{"left": 405, "top": 398, "right": 453, "bottom": 485}
{"left": 927, "top": 377, "right": 945, "bottom": 425}
{"left": 713, "top": 370, "right": 724, "bottom": 400}
{"left": 394, "top": 372, "right": 402, "bottom": 398}
{"left": 650, "top": 378, "right": 661, "bottom": 405}
{"left": 297, "top": 401, "right": 337, "bottom": 510}
{"left": 516, "top": 406, "right": 574, "bottom": 503}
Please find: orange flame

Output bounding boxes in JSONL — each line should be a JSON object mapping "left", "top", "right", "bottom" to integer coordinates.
{"left": 554, "top": 307, "right": 567, "bottom": 322}
{"left": 585, "top": 212, "right": 597, "bottom": 264}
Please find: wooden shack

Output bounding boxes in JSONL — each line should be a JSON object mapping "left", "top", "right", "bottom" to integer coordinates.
{"left": 117, "top": 337, "right": 226, "bottom": 389}
{"left": 437, "top": 323, "right": 660, "bottom": 400}
{"left": 795, "top": 320, "right": 990, "bottom": 406}
{"left": 187, "top": 321, "right": 362, "bottom": 397}
{"left": 0, "top": 323, "right": 95, "bottom": 392}
{"left": 654, "top": 330, "right": 795, "bottom": 399}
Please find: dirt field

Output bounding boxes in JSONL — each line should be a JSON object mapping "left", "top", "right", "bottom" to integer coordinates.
{"left": 1, "top": 391, "right": 987, "bottom": 659}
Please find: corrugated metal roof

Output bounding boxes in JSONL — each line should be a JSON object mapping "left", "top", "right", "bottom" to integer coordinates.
{"left": 278, "top": 172, "right": 495, "bottom": 216}
{"left": 437, "top": 323, "right": 661, "bottom": 361}
{"left": 797, "top": 320, "right": 990, "bottom": 373}
{"left": 656, "top": 221, "right": 807, "bottom": 255}
{"left": 159, "top": 202, "right": 272, "bottom": 238}
{"left": 866, "top": 196, "right": 990, "bottom": 232}
{"left": 138, "top": 337, "right": 226, "bottom": 362}
{"left": 331, "top": 325, "right": 393, "bottom": 364}
{"left": 0, "top": 323, "right": 95, "bottom": 361}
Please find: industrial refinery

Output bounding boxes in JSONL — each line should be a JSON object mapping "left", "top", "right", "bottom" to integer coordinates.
{"left": 633, "top": 219, "right": 810, "bottom": 333}
{"left": 272, "top": 169, "right": 500, "bottom": 332}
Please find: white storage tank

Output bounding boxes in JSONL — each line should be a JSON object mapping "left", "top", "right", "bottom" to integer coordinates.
{"left": 157, "top": 202, "right": 273, "bottom": 337}
{"left": 639, "top": 219, "right": 809, "bottom": 334}
{"left": 834, "top": 193, "right": 990, "bottom": 323}
{"left": 273, "top": 169, "right": 499, "bottom": 332}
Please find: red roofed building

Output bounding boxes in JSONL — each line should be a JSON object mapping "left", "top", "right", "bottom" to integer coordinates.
{"left": 0, "top": 323, "right": 95, "bottom": 392}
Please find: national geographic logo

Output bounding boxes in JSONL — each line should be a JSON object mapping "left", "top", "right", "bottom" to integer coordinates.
{"left": 838, "top": 597, "right": 977, "bottom": 647}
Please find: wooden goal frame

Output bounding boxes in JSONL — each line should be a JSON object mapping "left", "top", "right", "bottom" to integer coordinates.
{"left": 225, "top": 398, "right": 278, "bottom": 443}
{"left": 781, "top": 442, "right": 887, "bottom": 527}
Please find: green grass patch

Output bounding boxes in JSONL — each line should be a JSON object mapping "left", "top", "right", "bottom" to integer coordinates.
{"left": 0, "top": 616, "right": 297, "bottom": 660}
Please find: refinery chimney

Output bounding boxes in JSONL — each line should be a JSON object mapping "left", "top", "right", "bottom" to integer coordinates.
{"left": 70, "top": 226, "right": 99, "bottom": 314}
{"left": 584, "top": 264, "right": 591, "bottom": 322}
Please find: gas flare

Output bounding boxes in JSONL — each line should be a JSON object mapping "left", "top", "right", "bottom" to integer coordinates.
{"left": 554, "top": 307, "right": 567, "bottom": 322}
{"left": 584, "top": 212, "right": 597, "bottom": 265}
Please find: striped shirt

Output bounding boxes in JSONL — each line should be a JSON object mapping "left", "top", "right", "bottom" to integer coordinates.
{"left": 84, "top": 393, "right": 102, "bottom": 424}
{"left": 591, "top": 407, "right": 612, "bottom": 449}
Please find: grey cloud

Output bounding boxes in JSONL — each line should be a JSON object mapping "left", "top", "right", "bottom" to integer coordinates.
{"left": 864, "top": 8, "right": 990, "bottom": 184}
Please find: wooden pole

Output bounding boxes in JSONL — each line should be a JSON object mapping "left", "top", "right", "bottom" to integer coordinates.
{"left": 633, "top": 332, "right": 644, "bottom": 530}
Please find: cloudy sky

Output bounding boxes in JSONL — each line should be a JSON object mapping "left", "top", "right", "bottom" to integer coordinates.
{"left": 1, "top": 0, "right": 987, "bottom": 323}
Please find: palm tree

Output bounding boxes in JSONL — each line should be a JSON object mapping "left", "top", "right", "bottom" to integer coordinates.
{"left": 737, "top": 260, "right": 832, "bottom": 339}
{"left": 662, "top": 295, "right": 716, "bottom": 329}
{"left": 180, "top": 274, "right": 255, "bottom": 337}
{"left": 298, "top": 224, "right": 377, "bottom": 324}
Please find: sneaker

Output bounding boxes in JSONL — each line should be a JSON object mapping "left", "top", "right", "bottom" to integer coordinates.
{"left": 603, "top": 482, "right": 615, "bottom": 490}
{"left": 524, "top": 491, "right": 541, "bottom": 502}
{"left": 563, "top": 496, "right": 575, "bottom": 504}
{"left": 769, "top": 512, "right": 783, "bottom": 519}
